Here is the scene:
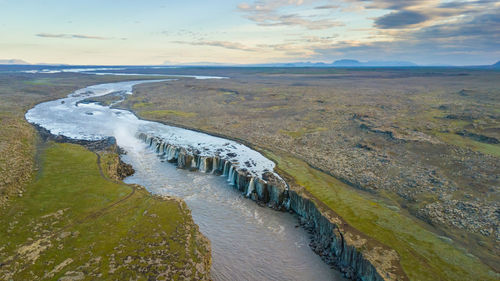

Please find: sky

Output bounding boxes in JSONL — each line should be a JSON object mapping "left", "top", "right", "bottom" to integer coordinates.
{"left": 0, "top": 0, "right": 499, "bottom": 65}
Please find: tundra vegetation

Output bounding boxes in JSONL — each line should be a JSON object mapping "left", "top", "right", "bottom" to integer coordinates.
{"left": 112, "top": 67, "right": 499, "bottom": 280}
{"left": 1, "top": 67, "right": 499, "bottom": 280}
{"left": 0, "top": 72, "right": 211, "bottom": 280}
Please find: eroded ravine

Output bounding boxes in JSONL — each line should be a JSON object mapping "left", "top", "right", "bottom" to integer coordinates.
{"left": 25, "top": 78, "right": 345, "bottom": 280}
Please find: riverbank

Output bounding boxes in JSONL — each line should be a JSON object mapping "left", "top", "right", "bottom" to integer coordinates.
{"left": 0, "top": 73, "right": 212, "bottom": 280}
{"left": 137, "top": 132, "right": 404, "bottom": 280}
{"left": 121, "top": 68, "right": 499, "bottom": 280}
{"left": 24, "top": 76, "right": 347, "bottom": 280}
{"left": 0, "top": 141, "right": 211, "bottom": 280}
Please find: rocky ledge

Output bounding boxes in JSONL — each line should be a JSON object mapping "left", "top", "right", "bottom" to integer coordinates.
{"left": 28, "top": 126, "right": 212, "bottom": 280}
{"left": 138, "top": 132, "right": 408, "bottom": 281}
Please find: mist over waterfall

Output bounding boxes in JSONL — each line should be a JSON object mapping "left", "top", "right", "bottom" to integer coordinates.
{"left": 113, "top": 121, "right": 141, "bottom": 151}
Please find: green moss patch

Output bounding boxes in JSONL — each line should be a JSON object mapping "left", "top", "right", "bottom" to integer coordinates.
{"left": 142, "top": 110, "right": 198, "bottom": 119}
{"left": 0, "top": 142, "right": 210, "bottom": 280}
{"left": 266, "top": 151, "right": 498, "bottom": 281}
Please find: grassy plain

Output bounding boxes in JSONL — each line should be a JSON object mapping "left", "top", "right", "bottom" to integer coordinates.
{"left": 268, "top": 151, "right": 497, "bottom": 281}
{"left": 0, "top": 142, "right": 210, "bottom": 280}
{"left": 0, "top": 72, "right": 211, "bottom": 280}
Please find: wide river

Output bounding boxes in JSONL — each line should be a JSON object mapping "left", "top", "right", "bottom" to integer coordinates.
{"left": 26, "top": 77, "right": 344, "bottom": 280}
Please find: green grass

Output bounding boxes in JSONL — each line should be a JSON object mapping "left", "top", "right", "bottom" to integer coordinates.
{"left": 0, "top": 142, "right": 210, "bottom": 280}
{"left": 280, "top": 127, "right": 328, "bottom": 138}
{"left": 142, "top": 109, "right": 198, "bottom": 118}
{"left": 24, "top": 78, "right": 54, "bottom": 86}
{"left": 436, "top": 132, "right": 500, "bottom": 157}
{"left": 265, "top": 151, "right": 498, "bottom": 281}
{"left": 131, "top": 101, "right": 154, "bottom": 108}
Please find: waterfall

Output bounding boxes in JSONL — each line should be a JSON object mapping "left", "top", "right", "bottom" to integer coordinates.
{"left": 284, "top": 197, "right": 291, "bottom": 209}
{"left": 246, "top": 177, "right": 255, "bottom": 197}
{"left": 199, "top": 157, "right": 205, "bottom": 172}
{"left": 204, "top": 157, "right": 209, "bottom": 173}
{"left": 211, "top": 157, "right": 219, "bottom": 174}
{"left": 232, "top": 169, "right": 238, "bottom": 186}
{"left": 223, "top": 161, "right": 230, "bottom": 176}
{"left": 191, "top": 157, "right": 197, "bottom": 169}
{"left": 228, "top": 166, "right": 234, "bottom": 184}
{"left": 166, "top": 145, "right": 172, "bottom": 161}
{"left": 199, "top": 157, "right": 209, "bottom": 173}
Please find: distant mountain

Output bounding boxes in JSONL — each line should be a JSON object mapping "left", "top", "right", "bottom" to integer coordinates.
{"left": 332, "top": 59, "right": 417, "bottom": 67}
{"left": 163, "top": 61, "right": 232, "bottom": 66}
{"left": 493, "top": 61, "right": 500, "bottom": 68}
{"left": 184, "top": 60, "right": 419, "bottom": 67}
{"left": 163, "top": 59, "right": 419, "bottom": 68}
{"left": 331, "top": 59, "right": 362, "bottom": 66}
{"left": 35, "top": 63, "right": 69, "bottom": 66}
{"left": 0, "top": 59, "right": 30, "bottom": 65}
{"left": 281, "top": 62, "right": 328, "bottom": 67}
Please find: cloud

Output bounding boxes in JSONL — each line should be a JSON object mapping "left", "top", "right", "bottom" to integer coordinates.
{"left": 437, "top": 0, "right": 498, "bottom": 9}
{"left": 174, "top": 38, "right": 324, "bottom": 58}
{"left": 314, "top": 5, "right": 340, "bottom": 10}
{"left": 237, "top": 0, "right": 310, "bottom": 12}
{"left": 238, "top": 0, "right": 342, "bottom": 30}
{"left": 35, "top": 33, "right": 112, "bottom": 40}
{"left": 181, "top": 0, "right": 498, "bottom": 64}
{"left": 346, "top": 0, "right": 431, "bottom": 10}
{"left": 375, "top": 10, "right": 428, "bottom": 29}
{"left": 252, "top": 13, "right": 343, "bottom": 29}
{"left": 308, "top": 7, "right": 500, "bottom": 65}
{"left": 413, "top": 10, "right": 500, "bottom": 43}
{"left": 173, "top": 40, "right": 260, "bottom": 52}
{"left": 287, "top": 35, "right": 338, "bottom": 43}
{"left": 347, "top": 0, "right": 498, "bottom": 30}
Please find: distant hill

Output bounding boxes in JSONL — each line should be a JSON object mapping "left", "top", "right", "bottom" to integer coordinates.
{"left": 493, "top": 61, "right": 500, "bottom": 68}
{"left": 332, "top": 59, "right": 417, "bottom": 67}
{"left": 331, "top": 59, "right": 362, "bottom": 66}
{"left": 171, "top": 60, "right": 419, "bottom": 67}
{"left": 0, "top": 59, "right": 29, "bottom": 65}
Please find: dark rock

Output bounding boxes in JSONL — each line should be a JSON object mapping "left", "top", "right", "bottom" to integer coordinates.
{"left": 456, "top": 130, "right": 499, "bottom": 144}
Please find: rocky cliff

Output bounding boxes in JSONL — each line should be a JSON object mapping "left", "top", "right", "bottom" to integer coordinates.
{"left": 138, "top": 132, "right": 408, "bottom": 281}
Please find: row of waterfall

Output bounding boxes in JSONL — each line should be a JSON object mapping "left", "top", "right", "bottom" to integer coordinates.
{"left": 137, "top": 131, "right": 391, "bottom": 281}
{"left": 138, "top": 132, "right": 291, "bottom": 210}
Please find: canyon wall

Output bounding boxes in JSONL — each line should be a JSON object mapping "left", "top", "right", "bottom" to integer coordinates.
{"left": 138, "top": 132, "right": 407, "bottom": 281}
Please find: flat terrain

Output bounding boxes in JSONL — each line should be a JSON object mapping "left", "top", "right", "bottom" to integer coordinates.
{"left": 0, "top": 72, "right": 211, "bottom": 280}
{"left": 113, "top": 67, "right": 499, "bottom": 279}
{"left": 0, "top": 142, "right": 210, "bottom": 280}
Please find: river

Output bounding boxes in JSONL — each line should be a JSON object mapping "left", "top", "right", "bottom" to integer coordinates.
{"left": 25, "top": 78, "right": 344, "bottom": 280}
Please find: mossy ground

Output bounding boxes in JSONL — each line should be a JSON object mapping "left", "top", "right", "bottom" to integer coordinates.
{"left": 0, "top": 142, "right": 210, "bottom": 280}
{"left": 0, "top": 73, "right": 211, "bottom": 280}
{"left": 123, "top": 68, "right": 499, "bottom": 277}
{"left": 2, "top": 68, "right": 498, "bottom": 280}
{"left": 141, "top": 110, "right": 198, "bottom": 119}
{"left": 266, "top": 151, "right": 498, "bottom": 281}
